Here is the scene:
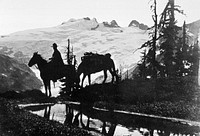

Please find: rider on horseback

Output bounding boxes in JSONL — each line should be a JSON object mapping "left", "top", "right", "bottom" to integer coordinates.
{"left": 49, "top": 43, "right": 64, "bottom": 82}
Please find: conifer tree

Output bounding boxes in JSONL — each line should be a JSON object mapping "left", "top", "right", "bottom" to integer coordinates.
{"left": 138, "top": 49, "right": 147, "bottom": 78}
{"left": 60, "top": 39, "right": 77, "bottom": 96}
{"left": 139, "top": 0, "right": 186, "bottom": 79}
{"left": 158, "top": 0, "right": 184, "bottom": 77}
{"left": 139, "top": 0, "right": 160, "bottom": 79}
{"left": 190, "top": 41, "right": 199, "bottom": 84}
{"left": 175, "top": 21, "right": 191, "bottom": 76}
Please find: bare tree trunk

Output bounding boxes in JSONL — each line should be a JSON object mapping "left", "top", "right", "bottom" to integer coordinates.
{"left": 169, "top": 0, "right": 175, "bottom": 24}
{"left": 67, "top": 39, "right": 71, "bottom": 65}
{"left": 152, "top": 0, "right": 158, "bottom": 79}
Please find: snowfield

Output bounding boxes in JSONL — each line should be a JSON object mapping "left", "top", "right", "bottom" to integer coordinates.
{"left": 0, "top": 18, "right": 150, "bottom": 95}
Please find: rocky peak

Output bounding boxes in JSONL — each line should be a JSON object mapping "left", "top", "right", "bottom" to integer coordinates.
{"left": 129, "top": 20, "right": 148, "bottom": 30}
{"left": 83, "top": 17, "right": 91, "bottom": 20}
{"left": 103, "top": 20, "right": 120, "bottom": 28}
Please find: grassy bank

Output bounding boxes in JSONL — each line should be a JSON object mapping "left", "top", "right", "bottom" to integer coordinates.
{"left": 94, "top": 100, "right": 200, "bottom": 121}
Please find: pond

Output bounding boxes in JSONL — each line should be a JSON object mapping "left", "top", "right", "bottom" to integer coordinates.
{"left": 21, "top": 103, "right": 200, "bottom": 136}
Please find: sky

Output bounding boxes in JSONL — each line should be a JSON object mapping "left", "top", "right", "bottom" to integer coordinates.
{"left": 0, "top": 0, "right": 200, "bottom": 35}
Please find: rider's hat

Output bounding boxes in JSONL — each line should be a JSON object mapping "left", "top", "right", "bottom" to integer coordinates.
{"left": 52, "top": 43, "right": 57, "bottom": 48}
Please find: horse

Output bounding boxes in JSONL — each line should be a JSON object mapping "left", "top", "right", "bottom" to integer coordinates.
{"left": 77, "top": 53, "right": 118, "bottom": 87}
{"left": 28, "top": 52, "right": 77, "bottom": 97}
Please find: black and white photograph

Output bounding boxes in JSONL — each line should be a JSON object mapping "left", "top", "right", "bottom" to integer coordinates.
{"left": 0, "top": 0, "right": 200, "bottom": 135}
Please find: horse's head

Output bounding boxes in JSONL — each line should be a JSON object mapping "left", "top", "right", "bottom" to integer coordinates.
{"left": 28, "top": 52, "right": 40, "bottom": 67}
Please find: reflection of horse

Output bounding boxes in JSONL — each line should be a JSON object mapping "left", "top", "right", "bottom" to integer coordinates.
{"left": 64, "top": 105, "right": 73, "bottom": 126}
{"left": 77, "top": 53, "right": 118, "bottom": 87}
{"left": 44, "top": 106, "right": 51, "bottom": 119}
{"left": 28, "top": 52, "right": 77, "bottom": 97}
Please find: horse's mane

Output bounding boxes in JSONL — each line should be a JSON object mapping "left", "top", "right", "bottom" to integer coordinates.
{"left": 36, "top": 53, "right": 48, "bottom": 64}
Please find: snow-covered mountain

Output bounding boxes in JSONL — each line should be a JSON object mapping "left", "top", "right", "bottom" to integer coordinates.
{"left": 0, "top": 17, "right": 199, "bottom": 81}
{"left": 128, "top": 20, "right": 148, "bottom": 30}
{"left": 0, "top": 18, "right": 149, "bottom": 74}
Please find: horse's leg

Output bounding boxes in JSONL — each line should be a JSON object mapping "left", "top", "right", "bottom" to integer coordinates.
{"left": 48, "top": 80, "right": 51, "bottom": 97}
{"left": 109, "top": 69, "right": 114, "bottom": 83}
{"left": 88, "top": 74, "right": 91, "bottom": 86}
{"left": 43, "top": 81, "right": 48, "bottom": 96}
{"left": 103, "top": 70, "right": 107, "bottom": 83}
{"left": 81, "top": 74, "right": 86, "bottom": 87}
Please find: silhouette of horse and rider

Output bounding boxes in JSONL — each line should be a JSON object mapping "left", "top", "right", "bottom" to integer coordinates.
{"left": 28, "top": 43, "right": 77, "bottom": 97}
{"left": 28, "top": 42, "right": 118, "bottom": 97}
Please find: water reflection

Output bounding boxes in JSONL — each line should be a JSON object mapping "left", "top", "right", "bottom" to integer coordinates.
{"left": 24, "top": 103, "right": 200, "bottom": 136}
{"left": 62, "top": 104, "right": 118, "bottom": 136}
{"left": 43, "top": 106, "right": 51, "bottom": 119}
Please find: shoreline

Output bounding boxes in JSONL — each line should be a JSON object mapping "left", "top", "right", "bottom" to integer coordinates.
{"left": 18, "top": 99, "right": 200, "bottom": 127}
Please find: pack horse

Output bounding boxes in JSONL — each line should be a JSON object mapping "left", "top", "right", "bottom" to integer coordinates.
{"left": 77, "top": 52, "right": 118, "bottom": 87}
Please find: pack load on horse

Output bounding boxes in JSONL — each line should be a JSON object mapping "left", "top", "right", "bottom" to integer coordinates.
{"left": 28, "top": 43, "right": 77, "bottom": 97}
{"left": 77, "top": 52, "right": 118, "bottom": 87}
{"left": 81, "top": 52, "right": 106, "bottom": 67}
